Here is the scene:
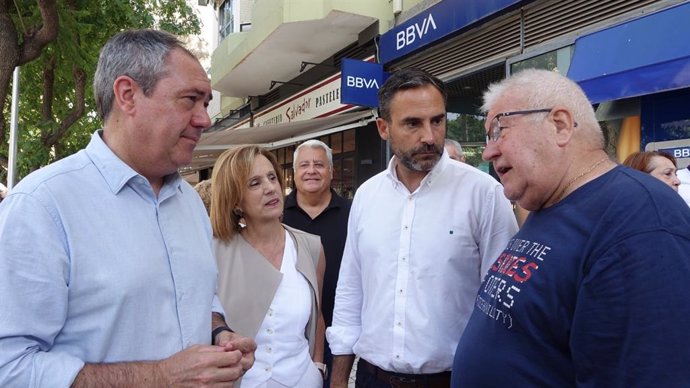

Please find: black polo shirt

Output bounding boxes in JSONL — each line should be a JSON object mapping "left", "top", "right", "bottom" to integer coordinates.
{"left": 283, "top": 188, "right": 351, "bottom": 327}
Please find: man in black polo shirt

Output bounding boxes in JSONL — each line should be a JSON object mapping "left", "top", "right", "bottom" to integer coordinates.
{"left": 283, "top": 139, "right": 351, "bottom": 388}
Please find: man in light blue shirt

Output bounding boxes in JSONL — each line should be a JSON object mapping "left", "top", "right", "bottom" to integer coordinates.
{"left": 0, "top": 29, "right": 255, "bottom": 387}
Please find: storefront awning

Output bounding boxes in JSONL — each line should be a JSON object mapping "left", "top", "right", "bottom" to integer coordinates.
{"left": 567, "top": 2, "right": 690, "bottom": 104}
{"left": 185, "top": 109, "right": 376, "bottom": 172}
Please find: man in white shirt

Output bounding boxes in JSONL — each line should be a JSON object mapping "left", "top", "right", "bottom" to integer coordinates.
{"left": 326, "top": 68, "right": 518, "bottom": 388}
{"left": 677, "top": 166, "right": 690, "bottom": 206}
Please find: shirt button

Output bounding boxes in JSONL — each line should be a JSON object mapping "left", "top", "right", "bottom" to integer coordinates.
{"left": 266, "top": 328, "right": 273, "bottom": 334}
{"left": 266, "top": 347, "right": 272, "bottom": 353}
{"left": 267, "top": 308, "right": 273, "bottom": 316}
{"left": 265, "top": 367, "right": 272, "bottom": 372}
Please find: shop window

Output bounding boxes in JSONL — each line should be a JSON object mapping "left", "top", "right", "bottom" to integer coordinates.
{"left": 446, "top": 112, "right": 491, "bottom": 172}
{"left": 341, "top": 157, "right": 355, "bottom": 199}
{"left": 285, "top": 145, "right": 294, "bottom": 164}
{"left": 332, "top": 159, "right": 342, "bottom": 194}
{"left": 510, "top": 46, "right": 574, "bottom": 75}
{"left": 283, "top": 167, "right": 293, "bottom": 196}
{"left": 331, "top": 132, "right": 343, "bottom": 154}
{"left": 343, "top": 130, "right": 356, "bottom": 152}
{"left": 595, "top": 98, "right": 641, "bottom": 162}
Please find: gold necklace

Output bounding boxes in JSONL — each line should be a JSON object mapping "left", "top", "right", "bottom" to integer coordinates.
{"left": 556, "top": 156, "right": 609, "bottom": 202}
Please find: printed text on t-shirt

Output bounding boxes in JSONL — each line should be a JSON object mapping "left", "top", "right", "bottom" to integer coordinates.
{"left": 476, "top": 238, "right": 551, "bottom": 329}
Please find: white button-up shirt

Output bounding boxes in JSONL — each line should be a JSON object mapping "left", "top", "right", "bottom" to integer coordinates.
{"left": 327, "top": 152, "right": 518, "bottom": 373}
{"left": 241, "top": 232, "right": 313, "bottom": 388}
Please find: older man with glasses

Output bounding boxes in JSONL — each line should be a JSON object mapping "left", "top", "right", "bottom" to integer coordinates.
{"left": 452, "top": 69, "right": 690, "bottom": 387}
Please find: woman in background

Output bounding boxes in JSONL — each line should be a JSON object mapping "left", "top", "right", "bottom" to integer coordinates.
{"left": 623, "top": 150, "right": 681, "bottom": 191}
{"left": 211, "top": 145, "right": 326, "bottom": 388}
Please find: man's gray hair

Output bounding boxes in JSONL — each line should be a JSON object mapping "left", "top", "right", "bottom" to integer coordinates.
{"left": 293, "top": 139, "right": 333, "bottom": 170}
{"left": 93, "top": 29, "right": 194, "bottom": 121}
{"left": 482, "top": 69, "right": 603, "bottom": 148}
{"left": 444, "top": 139, "right": 464, "bottom": 156}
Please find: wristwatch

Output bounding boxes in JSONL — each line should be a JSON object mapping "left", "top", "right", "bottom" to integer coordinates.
{"left": 211, "top": 325, "right": 234, "bottom": 345}
{"left": 314, "top": 362, "right": 328, "bottom": 380}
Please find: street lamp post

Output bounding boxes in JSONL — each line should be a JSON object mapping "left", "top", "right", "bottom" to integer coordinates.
{"left": 7, "top": 66, "right": 19, "bottom": 190}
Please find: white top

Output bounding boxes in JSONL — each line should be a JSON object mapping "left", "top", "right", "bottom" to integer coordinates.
{"left": 242, "top": 232, "right": 314, "bottom": 388}
{"left": 327, "top": 152, "right": 518, "bottom": 374}
{"left": 677, "top": 167, "right": 690, "bottom": 206}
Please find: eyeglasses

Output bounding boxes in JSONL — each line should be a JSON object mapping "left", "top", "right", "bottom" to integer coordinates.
{"left": 486, "top": 108, "right": 553, "bottom": 144}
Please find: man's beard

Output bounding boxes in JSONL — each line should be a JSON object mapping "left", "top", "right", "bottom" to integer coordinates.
{"left": 395, "top": 143, "right": 443, "bottom": 172}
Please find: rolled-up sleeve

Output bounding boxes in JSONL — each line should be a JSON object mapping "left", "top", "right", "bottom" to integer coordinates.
{"left": 326, "top": 195, "right": 363, "bottom": 355}
{"left": 0, "top": 194, "right": 84, "bottom": 387}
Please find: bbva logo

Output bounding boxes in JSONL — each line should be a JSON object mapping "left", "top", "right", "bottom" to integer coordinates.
{"left": 346, "top": 76, "right": 380, "bottom": 89}
{"left": 396, "top": 13, "right": 437, "bottom": 50}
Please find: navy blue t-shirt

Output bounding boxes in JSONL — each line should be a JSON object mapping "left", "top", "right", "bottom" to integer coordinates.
{"left": 452, "top": 166, "right": 690, "bottom": 387}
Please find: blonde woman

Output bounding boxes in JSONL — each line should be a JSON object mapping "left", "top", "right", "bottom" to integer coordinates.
{"left": 622, "top": 150, "right": 681, "bottom": 191}
{"left": 211, "top": 145, "right": 326, "bottom": 388}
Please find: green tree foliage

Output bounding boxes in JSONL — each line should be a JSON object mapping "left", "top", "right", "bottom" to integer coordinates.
{"left": 0, "top": 0, "right": 201, "bottom": 182}
{"left": 446, "top": 113, "right": 487, "bottom": 167}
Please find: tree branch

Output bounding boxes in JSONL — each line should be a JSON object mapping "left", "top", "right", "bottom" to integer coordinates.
{"left": 44, "top": 66, "right": 86, "bottom": 149}
{"left": 42, "top": 54, "right": 55, "bottom": 122}
{"left": 18, "top": 0, "right": 58, "bottom": 65}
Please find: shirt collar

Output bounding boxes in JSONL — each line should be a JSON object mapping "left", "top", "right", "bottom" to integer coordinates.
{"left": 285, "top": 188, "right": 346, "bottom": 210}
{"left": 85, "top": 130, "right": 182, "bottom": 195}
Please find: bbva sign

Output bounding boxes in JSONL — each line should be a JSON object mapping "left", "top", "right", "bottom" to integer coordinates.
{"left": 340, "top": 58, "right": 388, "bottom": 108}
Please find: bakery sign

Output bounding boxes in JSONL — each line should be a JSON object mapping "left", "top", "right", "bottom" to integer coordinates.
{"left": 250, "top": 73, "right": 349, "bottom": 128}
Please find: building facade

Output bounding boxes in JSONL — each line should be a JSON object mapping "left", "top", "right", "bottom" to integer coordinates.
{"left": 185, "top": 0, "right": 690, "bottom": 188}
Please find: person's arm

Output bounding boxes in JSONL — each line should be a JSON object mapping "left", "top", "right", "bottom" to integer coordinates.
{"left": 326, "top": 197, "right": 363, "bottom": 388}
{"left": 0, "top": 195, "right": 87, "bottom": 387}
{"left": 72, "top": 345, "right": 243, "bottom": 387}
{"left": 478, "top": 184, "right": 519, "bottom": 277}
{"left": 330, "top": 355, "right": 355, "bottom": 388}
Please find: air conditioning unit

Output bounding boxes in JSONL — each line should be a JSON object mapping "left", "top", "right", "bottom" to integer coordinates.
{"left": 198, "top": 0, "right": 209, "bottom": 6}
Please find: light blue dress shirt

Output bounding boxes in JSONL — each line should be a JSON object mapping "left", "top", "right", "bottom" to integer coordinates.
{"left": 0, "top": 131, "right": 222, "bottom": 387}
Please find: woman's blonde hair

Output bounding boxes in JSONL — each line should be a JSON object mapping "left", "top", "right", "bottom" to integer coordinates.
{"left": 211, "top": 145, "right": 284, "bottom": 241}
{"left": 622, "top": 150, "right": 677, "bottom": 173}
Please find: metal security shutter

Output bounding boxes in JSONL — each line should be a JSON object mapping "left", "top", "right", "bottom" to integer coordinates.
{"left": 392, "top": 12, "right": 522, "bottom": 78}
{"left": 391, "top": 0, "right": 669, "bottom": 79}
{"left": 523, "top": 0, "right": 662, "bottom": 47}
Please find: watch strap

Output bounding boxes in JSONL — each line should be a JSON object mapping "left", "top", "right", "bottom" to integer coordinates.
{"left": 211, "top": 326, "right": 234, "bottom": 345}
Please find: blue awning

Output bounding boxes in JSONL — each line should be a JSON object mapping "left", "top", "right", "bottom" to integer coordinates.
{"left": 567, "top": 2, "right": 690, "bottom": 104}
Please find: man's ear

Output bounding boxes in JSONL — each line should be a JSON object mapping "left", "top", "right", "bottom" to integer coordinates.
{"left": 112, "top": 75, "right": 138, "bottom": 116}
{"left": 376, "top": 117, "right": 390, "bottom": 141}
{"left": 551, "top": 107, "right": 577, "bottom": 147}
